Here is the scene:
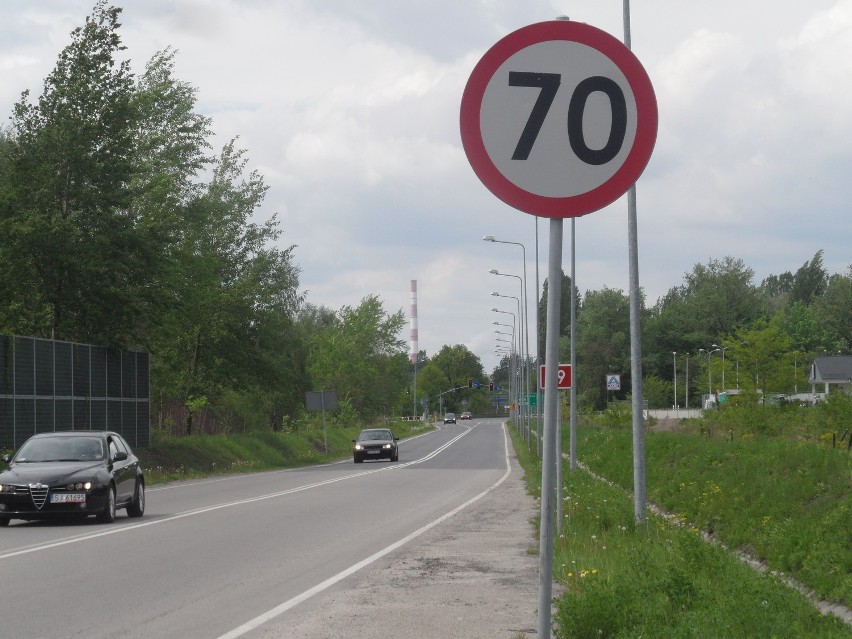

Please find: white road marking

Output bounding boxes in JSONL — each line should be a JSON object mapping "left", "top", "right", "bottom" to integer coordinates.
{"left": 0, "top": 428, "right": 474, "bottom": 561}
{"left": 215, "top": 424, "right": 511, "bottom": 639}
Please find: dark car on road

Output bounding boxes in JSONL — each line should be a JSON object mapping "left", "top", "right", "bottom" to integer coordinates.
{"left": 352, "top": 428, "right": 399, "bottom": 463}
{"left": 443, "top": 413, "right": 456, "bottom": 424}
{"left": 460, "top": 412, "right": 472, "bottom": 420}
{"left": 0, "top": 431, "right": 145, "bottom": 526}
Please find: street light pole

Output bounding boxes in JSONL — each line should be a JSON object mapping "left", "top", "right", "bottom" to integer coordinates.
{"left": 673, "top": 351, "right": 678, "bottom": 412}
{"left": 699, "top": 347, "right": 721, "bottom": 406}
{"left": 490, "top": 270, "right": 528, "bottom": 433}
{"left": 493, "top": 291, "right": 525, "bottom": 433}
{"left": 483, "top": 235, "right": 535, "bottom": 450}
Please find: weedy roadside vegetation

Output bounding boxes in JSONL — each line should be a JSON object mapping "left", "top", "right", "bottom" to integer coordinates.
{"left": 136, "top": 420, "right": 431, "bottom": 484}
{"left": 510, "top": 396, "right": 851, "bottom": 638}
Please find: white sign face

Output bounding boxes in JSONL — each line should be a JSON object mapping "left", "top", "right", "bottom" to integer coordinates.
{"left": 480, "top": 41, "right": 635, "bottom": 199}
{"left": 606, "top": 374, "right": 621, "bottom": 391}
{"left": 460, "top": 20, "right": 657, "bottom": 218}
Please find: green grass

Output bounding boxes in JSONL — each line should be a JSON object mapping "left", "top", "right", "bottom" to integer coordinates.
{"left": 507, "top": 424, "right": 852, "bottom": 638}
{"left": 136, "top": 420, "right": 432, "bottom": 484}
{"left": 578, "top": 426, "right": 851, "bottom": 605}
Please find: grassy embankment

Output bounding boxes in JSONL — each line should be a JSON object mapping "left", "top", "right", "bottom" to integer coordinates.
{"left": 510, "top": 415, "right": 851, "bottom": 639}
{"left": 136, "top": 420, "right": 432, "bottom": 484}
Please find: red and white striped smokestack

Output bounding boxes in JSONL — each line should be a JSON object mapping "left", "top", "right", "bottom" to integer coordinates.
{"left": 409, "top": 280, "right": 418, "bottom": 364}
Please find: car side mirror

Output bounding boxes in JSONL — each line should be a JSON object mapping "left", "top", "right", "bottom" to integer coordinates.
{"left": 351, "top": 439, "right": 357, "bottom": 443}
{"left": 113, "top": 451, "right": 128, "bottom": 462}
{"left": 393, "top": 437, "right": 399, "bottom": 441}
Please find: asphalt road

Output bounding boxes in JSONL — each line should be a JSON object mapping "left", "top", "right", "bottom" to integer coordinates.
{"left": 0, "top": 419, "right": 538, "bottom": 639}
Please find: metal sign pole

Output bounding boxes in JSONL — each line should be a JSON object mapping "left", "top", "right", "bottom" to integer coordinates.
{"left": 538, "top": 217, "right": 563, "bottom": 638}
{"left": 623, "top": 0, "right": 647, "bottom": 525}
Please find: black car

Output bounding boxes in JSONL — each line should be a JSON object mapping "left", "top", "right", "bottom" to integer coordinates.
{"left": 0, "top": 431, "right": 145, "bottom": 526}
{"left": 443, "top": 413, "right": 456, "bottom": 424}
{"left": 352, "top": 428, "right": 399, "bottom": 463}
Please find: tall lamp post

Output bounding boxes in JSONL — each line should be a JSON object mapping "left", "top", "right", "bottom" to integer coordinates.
{"left": 712, "top": 344, "right": 729, "bottom": 391}
{"left": 483, "top": 235, "right": 536, "bottom": 444}
{"left": 492, "top": 307, "right": 518, "bottom": 430}
{"left": 492, "top": 291, "right": 526, "bottom": 430}
{"left": 490, "top": 270, "right": 528, "bottom": 429}
{"left": 698, "top": 347, "right": 721, "bottom": 405}
{"left": 672, "top": 351, "right": 678, "bottom": 412}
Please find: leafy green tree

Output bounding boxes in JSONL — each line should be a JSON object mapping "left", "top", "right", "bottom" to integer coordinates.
{"left": 423, "top": 345, "right": 487, "bottom": 414}
{"left": 814, "top": 267, "right": 852, "bottom": 351}
{"left": 307, "top": 295, "right": 407, "bottom": 420}
{"left": 729, "top": 317, "right": 793, "bottom": 396}
{"left": 537, "top": 271, "right": 578, "bottom": 360}
{"left": 789, "top": 250, "right": 827, "bottom": 306}
{"left": 0, "top": 2, "right": 148, "bottom": 344}
{"left": 153, "top": 140, "right": 302, "bottom": 434}
{"left": 642, "top": 375, "right": 673, "bottom": 409}
{"left": 576, "top": 287, "right": 632, "bottom": 410}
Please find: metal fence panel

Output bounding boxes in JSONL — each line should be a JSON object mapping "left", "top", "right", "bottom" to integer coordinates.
{"left": 0, "top": 334, "right": 150, "bottom": 450}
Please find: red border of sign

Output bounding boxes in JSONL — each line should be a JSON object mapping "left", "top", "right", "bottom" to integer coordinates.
{"left": 460, "top": 21, "right": 658, "bottom": 218}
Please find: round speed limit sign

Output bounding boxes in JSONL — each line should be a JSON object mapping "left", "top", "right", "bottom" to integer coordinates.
{"left": 460, "top": 20, "right": 657, "bottom": 218}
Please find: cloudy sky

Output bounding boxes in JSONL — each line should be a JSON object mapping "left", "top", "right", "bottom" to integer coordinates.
{"left": 2, "top": 0, "right": 850, "bottom": 373}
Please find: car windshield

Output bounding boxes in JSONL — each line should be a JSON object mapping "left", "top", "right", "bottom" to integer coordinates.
{"left": 14, "top": 436, "right": 104, "bottom": 463}
{"left": 358, "top": 430, "right": 392, "bottom": 441}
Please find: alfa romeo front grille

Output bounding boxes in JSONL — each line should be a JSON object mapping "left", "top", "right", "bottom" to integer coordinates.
{"left": 29, "top": 484, "right": 49, "bottom": 509}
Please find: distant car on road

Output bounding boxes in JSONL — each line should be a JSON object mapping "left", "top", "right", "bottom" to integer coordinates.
{"left": 460, "top": 412, "right": 472, "bottom": 420}
{"left": 352, "top": 428, "right": 399, "bottom": 463}
{"left": 443, "top": 413, "right": 456, "bottom": 424}
{"left": 0, "top": 431, "right": 145, "bottom": 526}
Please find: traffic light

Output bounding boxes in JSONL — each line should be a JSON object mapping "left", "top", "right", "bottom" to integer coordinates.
{"left": 406, "top": 387, "right": 410, "bottom": 394}
{"left": 468, "top": 378, "right": 473, "bottom": 388}
{"left": 489, "top": 382, "right": 494, "bottom": 391}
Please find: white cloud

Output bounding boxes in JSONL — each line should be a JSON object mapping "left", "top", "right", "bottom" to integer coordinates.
{"left": 1, "top": 0, "right": 849, "bottom": 375}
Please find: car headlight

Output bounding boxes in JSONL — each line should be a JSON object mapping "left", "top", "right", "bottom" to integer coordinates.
{"left": 0, "top": 484, "right": 8, "bottom": 492}
{"left": 382, "top": 444, "right": 392, "bottom": 449}
{"left": 354, "top": 444, "right": 364, "bottom": 450}
{"left": 66, "top": 482, "right": 92, "bottom": 491}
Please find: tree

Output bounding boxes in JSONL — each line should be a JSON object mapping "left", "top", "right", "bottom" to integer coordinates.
{"left": 814, "top": 267, "right": 852, "bottom": 352}
{"left": 537, "top": 271, "right": 578, "bottom": 360}
{"left": 153, "top": 140, "right": 302, "bottom": 434}
{"left": 576, "top": 287, "right": 632, "bottom": 409}
{"left": 789, "top": 250, "right": 827, "bottom": 306}
{"left": 423, "top": 345, "right": 487, "bottom": 414}
{"left": 0, "top": 1, "right": 147, "bottom": 344}
{"left": 730, "top": 317, "right": 793, "bottom": 397}
{"left": 307, "top": 295, "right": 407, "bottom": 420}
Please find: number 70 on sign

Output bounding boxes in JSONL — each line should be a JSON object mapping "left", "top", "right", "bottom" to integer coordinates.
{"left": 540, "top": 364, "right": 572, "bottom": 390}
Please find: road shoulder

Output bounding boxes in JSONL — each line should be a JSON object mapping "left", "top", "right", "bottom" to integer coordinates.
{"left": 277, "top": 444, "right": 541, "bottom": 639}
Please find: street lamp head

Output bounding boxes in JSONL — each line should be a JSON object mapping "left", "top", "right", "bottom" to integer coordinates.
{"left": 491, "top": 291, "right": 500, "bottom": 296}
{"left": 489, "top": 268, "right": 499, "bottom": 274}
{"left": 482, "top": 235, "right": 496, "bottom": 242}
{"left": 491, "top": 307, "right": 499, "bottom": 312}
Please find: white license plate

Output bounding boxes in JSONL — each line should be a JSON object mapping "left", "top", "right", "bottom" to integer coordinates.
{"left": 50, "top": 493, "right": 86, "bottom": 504}
{"left": 367, "top": 450, "right": 380, "bottom": 454}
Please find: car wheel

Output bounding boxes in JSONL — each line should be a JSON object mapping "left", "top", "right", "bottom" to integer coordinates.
{"left": 354, "top": 456, "right": 363, "bottom": 463}
{"left": 98, "top": 485, "right": 117, "bottom": 523}
{"left": 127, "top": 479, "right": 145, "bottom": 518}
{"left": 392, "top": 451, "right": 399, "bottom": 462}
{"left": 0, "top": 517, "right": 9, "bottom": 527}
